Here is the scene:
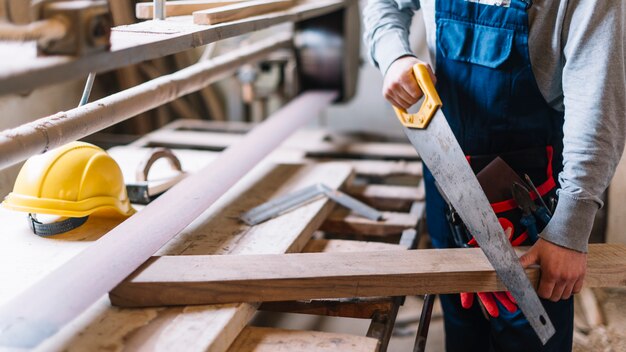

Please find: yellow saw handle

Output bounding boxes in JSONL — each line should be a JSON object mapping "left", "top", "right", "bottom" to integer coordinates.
{"left": 393, "top": 64, "right": 442, "bottom": 129}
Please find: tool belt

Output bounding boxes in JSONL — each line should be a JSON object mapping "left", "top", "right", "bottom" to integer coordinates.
{"left": 445, "top": 146, "right": 558, "bottom": 248}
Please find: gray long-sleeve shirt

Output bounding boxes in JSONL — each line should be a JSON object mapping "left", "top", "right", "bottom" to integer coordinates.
{"left": 364, "top": 0, "right": 626, "bottom": 252}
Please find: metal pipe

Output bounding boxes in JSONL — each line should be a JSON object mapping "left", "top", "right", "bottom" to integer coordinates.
{"left": 153, "top": 0, "right": 166, "bottom": 20}
{"left": 0, "top": 91, "right": 338, "bottom": 348}
{"left": 0, "top": 32, "right": 293, "bottom": 170}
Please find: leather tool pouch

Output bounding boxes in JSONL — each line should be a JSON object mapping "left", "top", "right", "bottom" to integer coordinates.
{"left": 445, "top": 146, "right": 558, "bottom": 247}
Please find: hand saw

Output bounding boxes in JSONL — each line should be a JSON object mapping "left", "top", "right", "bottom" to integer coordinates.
{"left": 394, "top": 64, "right": 555, "bottom": 344}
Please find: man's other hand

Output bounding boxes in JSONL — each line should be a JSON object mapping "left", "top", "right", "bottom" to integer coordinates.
{"left": 383, "top": 56, "right": 436, "bottom": 110}
{"left": 519, "top": 238, "right": 587, "bottom": 302}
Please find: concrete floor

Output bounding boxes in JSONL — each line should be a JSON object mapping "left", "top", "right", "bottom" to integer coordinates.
{"left": 252, "top": 296, "right": 446, "bottom": 352}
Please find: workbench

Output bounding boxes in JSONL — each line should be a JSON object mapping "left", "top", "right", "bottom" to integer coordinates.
{"left": 1, "top": 123, "right": 426, "bottom": 351}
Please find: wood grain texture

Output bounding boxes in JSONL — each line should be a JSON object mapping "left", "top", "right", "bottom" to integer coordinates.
{"left": 348, "top": 183, "right": 425, "bottom": 211}
{"left": 193, "top": 0, "right": 294, "bottom": 25}
{"left": 226, "top": 326, "right": 379, "bottom": 352}
{"left": 136, "top": 0, "right": 250, "bottom": 19}
{"left": 320, "top": 202, "right": 424, "bottom": 236}
{"left": 110, "top": 244, "right": 626, "bottom": 307}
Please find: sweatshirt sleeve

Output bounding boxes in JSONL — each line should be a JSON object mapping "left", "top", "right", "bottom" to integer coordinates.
{"left": 540, "top": 0, "right": 626, "bottom": 253}
{"left": 363, "top": 0, "right": 420, "bottom": 75}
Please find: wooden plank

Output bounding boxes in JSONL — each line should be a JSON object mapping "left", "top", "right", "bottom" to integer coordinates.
{"left": 193, "top": 0, "right": 294, "bottom": 25}
{"left": 226, "top": 326, "right": 379, "bottom": 352}
{"left": 305, "top": 142, "right": 419, "bottom": 161}
{"left": 109, "top": 244, "right": 626, "bottom": 307}
{"left": 339, "top": 160, "right": 422, "bottom": 179}
{"left": 137, "top": 1, "right": 250, "bottom": 19}
{"left": 0, "top": 0, "right": 347, "bottom": 95}
{"left": 348, "top": 183, "right": 425, "bottom": 211}
{"left": 35, "top": 162, "right": 352, "bottom": 352}
{"left": 301, "top": 239, "right": 407, "bottom": 253}
{"left": 259, "top": 297, "right": 396, "bottom": 319}
{"left": 320, "top": 202, "right": 424, "bottom": 236}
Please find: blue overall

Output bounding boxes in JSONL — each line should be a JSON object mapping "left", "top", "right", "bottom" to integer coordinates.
{"left": 424, "top": 0, "right": 574, "bottom": 351}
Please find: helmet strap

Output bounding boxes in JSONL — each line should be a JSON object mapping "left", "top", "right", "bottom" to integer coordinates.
{"left": 28, "top": 214, "right": 89, "bottom": 237}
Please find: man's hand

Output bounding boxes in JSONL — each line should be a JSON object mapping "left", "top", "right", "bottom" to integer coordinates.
{"left": 383, "top": 56, "right": 436, "bottom": 110}
{"left": 519, "top": 238, "right": 587, "bottom": 302}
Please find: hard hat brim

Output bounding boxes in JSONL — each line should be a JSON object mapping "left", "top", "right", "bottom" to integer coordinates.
{"left": 2, "top": 193, "right": 135, "bottom": 218}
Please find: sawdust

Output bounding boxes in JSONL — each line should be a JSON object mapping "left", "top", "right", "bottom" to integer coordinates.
{"left": 573, "top": 288, "right": 626, "bottom": 352}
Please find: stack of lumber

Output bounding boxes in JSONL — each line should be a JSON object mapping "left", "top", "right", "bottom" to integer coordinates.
{"left": 0, "top": 122, "right": 427, "bottom": 351}
{"left": 136, "top": 0, "right": 297, "bottom": 25}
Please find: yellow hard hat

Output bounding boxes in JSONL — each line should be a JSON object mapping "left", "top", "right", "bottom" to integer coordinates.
{"left": 3, "top": 142, "right": 134, "bottom": 219}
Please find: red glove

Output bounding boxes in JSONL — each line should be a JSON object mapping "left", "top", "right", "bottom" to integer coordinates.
{"left": 460, "top": 224, "right": 518, "bottom": 318}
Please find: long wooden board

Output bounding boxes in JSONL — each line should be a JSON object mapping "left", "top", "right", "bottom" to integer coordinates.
{"left": 193, "top": 0, "right": 295, "bottom": 25}
{"left": 110, "top": 244, "right": 626, "bottom": 307}
{"left": 0, "top": 0, "right": 346, "bottom": 95}
{"left": 321, "top": 202, "right": 424, "bottom": 236}
{"left": 137, "top": 0, "right": 250, "bottom": 19}
{"left": 227, "top": 326, "right": 379, "bottom": 352}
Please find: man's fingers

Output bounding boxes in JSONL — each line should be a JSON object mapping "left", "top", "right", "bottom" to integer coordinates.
{"left": 519, "top": 247, "right": 539, "bottom": 268}
{"left": 549, "top": 281, "right": 567, "bottom": 302}
{"left": 572, "top": 278, "right": 584, "bottom": 295}
{"left": 537, "top": 276, "right": 556, "bottom": 300}
{"left": 561, "top": 282, "right": 575, "bottom": 300}
{"left": 401, "top": 76, "right": 422, "bottom": 100}
{"left": 395, "top": 88, "right": 418, "bottom": 108}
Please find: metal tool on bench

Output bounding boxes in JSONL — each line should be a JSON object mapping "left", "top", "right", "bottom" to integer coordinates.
{"left": 241, "top": 183, "right": 383, "bottom": 226}
{"left": 125, "top": 148, "right": 187, "bottom": 205}
{"left": 393, "top": 64, "right": 555, "bottom": 344}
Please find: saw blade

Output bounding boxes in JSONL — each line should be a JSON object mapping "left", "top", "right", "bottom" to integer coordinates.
{"left": 403, "top": 110, "right": 555, "bottom": 344}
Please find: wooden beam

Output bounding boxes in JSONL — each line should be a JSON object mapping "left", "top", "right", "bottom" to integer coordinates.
{"left": 0, "top": 92, "right": 337, "bottom": 349}
{"left": 110, "top": 244, "right": 626, "bottom": 307}
{"left": 227, "top": 327, "right": 379, "bottom": 352}
{"left": 305, "top": 142, "right": 419, "bottom": 161}
{"left": 136, "top": 0, "right": 250, "bottom": 19}
{"left": 320, "top": 202, "right": 424, "bottom": 236}
{"left": 348, "top": 183, "right": 425, "bottom": 211}
{"left": 193, "top": 0, "right": 294, "bottom": 25}
{"left": 0, "top": 0, "right": 346, "bottom": 95}
{"left": 259, "top": 297, "right": 397, "bottom": 319}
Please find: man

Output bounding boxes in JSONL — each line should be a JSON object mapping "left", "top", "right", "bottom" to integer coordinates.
{"left": 364, "top": 0, "right": 625, "bottom": 351}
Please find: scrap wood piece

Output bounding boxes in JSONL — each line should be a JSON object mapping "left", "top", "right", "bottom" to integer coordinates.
{"left": 348, "top": 183, "right": 425, "bottom": 211}
{"left": 305, "top": 142, "right": 420, "bottom": 161}
{"left": 227, "top": 326, "right": 379, "bottom": 352}
{"left": 320, "top": 202, "right": 424, "bottom": 236}
{"left": 110, "top": 244, "right": 626, "bottom": 307}
{"left": 136, "top": 0, "right": 251, "bottom": 19}
{"left": 193, "top": 0, "right": 295, "bottom": 25}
